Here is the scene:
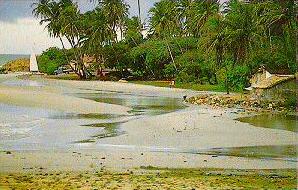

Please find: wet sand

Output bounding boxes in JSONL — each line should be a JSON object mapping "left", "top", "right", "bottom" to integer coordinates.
{"left": 0, "top": 75, "right": 131, "bottom": 115}
{"left": 0, "top": 74, "right": 297, "bottom": 173}
{"left": 38, "top": 76, "right": 203, "bottom": 98}
{"left": 97, "top": 107, "right": 297, "bottom": 150}
{"left": 0, "top": 148, "right": 296, "bottom": 174}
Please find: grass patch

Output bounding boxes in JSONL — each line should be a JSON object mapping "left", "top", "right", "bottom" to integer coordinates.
{"left": 131, "top": 81, "right": 226, "bottom": 92}
{"left": 46, "top": 74, "right": 80, "bottom": 80}
{"left": 0, "top": 168, "right": 296, "bottom": 189}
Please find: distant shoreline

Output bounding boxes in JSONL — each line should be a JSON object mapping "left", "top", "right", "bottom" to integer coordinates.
{"left": 0, "top": 54, "right": 30, "bottom": 66}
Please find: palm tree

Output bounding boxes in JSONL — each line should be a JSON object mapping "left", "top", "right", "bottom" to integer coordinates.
{"left": 223, "top": 0, "right": 257, "bottom": 64}
{"left": 256, "top": 0, "right": 297, "bottom": 71}
{"left": 82, "top": 7, "right": 114, "bottom": 75}
{"left": 97, "top": 0, "right": 129, "bottom": 42}
{"left": 32, "top": 0, "right": 62, "bottom": 43}
{"left": 184, "top": 0, "right": 219, "bottom": 37}
{"left": 149, "top": 0, "right": 180, "bottom": 39}
{"left": 33, "top": 0, "right": 90, "bottom": 79}
{"left": 137, "top": 0, "right": 141, "bottom": 22}
{"left": 124, "top": 16, "right": 143, "bottom": 46}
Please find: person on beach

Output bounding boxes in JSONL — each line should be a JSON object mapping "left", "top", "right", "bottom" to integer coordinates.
{"left": 169, "top": 80, "right": 175, "bottom": 88}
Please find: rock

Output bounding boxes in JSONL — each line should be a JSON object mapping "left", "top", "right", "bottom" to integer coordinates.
{"left": 118, "top": 79, "right": 128, "bottom": 83}
{"left": 5, "top": 151, "right": 12, "bottom": 154}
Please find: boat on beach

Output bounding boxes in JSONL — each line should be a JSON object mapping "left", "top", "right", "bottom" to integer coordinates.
{"left": 29, "top": 53, "right": 39, "bottom": 73}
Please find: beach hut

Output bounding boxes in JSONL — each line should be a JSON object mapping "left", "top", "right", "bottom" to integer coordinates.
{"left": 245, "top": 66, "right": 296, "bottom": 100}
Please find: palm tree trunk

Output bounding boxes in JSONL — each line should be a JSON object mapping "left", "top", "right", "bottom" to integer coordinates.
{"left": 166, "top": 41, "right": 177, "bottom": 71}
{"left": 138, "top": 0, "right": 141, "bottom": 22}
{"left": 225, "top": 66, "right": 230, "bottom": 94}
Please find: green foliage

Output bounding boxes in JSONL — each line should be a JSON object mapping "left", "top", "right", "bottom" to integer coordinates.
{"left": 103, "top": 42, "right": 130, "bottom": 72}
{"left": 37, "top": 47, "right": 67, "bottom": 75}
{"left": 34, "top": 0, "right": 297, "bottom": 92}
{"left": 170, "top": 50, "right": 215, "bottom": 84}
{"left": 227, "top": 65, "right": 250, "bottom": 91}
{"left": 0, "top": 67, "right": 5, "bottom": 74}
{"left": 284, "top": 94, "right": 297, "bottom": 109}
{"left": 149, "top": 0, "right": 180, "bottom": 38}
{"left": 129, "top": 40, "right": 168, "bottom": 78}
{"left": 129, "top": 37, "right": 199, "bottom": 79}
{"left": 2, "top": 58, "right": 30, "bottom": 72}
{"left": 124, "top": 16, "right": 143, "bottom": 46}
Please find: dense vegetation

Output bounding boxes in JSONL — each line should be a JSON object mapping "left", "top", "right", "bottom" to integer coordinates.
{"left": 2, "top": 58, "right": 30, "bottom": 72}
{"left": 34, "top": 0, "right": 297, "bottom": 92}
{"left": 37, "top": 47, "right": 68, "bottom": 74}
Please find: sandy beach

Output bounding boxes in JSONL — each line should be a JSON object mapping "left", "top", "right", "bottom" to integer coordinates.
{"left": 0, "top": 74, "right": 297, "bottom": 173}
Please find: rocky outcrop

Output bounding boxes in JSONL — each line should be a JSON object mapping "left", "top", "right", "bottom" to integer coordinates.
{"left": 187, "top": 94, "right": 293, "bottom": 112}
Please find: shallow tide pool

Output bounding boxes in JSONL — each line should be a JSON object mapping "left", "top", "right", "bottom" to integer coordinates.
{"left": 237, "top": 114, "right": 297, "bottom": 132}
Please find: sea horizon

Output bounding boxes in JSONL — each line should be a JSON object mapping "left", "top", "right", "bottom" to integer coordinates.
{"left": 0, "top": 54, "right": 30, "bottom": 66}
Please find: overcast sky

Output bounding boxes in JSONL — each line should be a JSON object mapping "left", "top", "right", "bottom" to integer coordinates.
{"left": 0, "top": 0, "right": 159, "bottom": 54}
{"left": 0, "top": 0, "right": 227, "bottom": 55}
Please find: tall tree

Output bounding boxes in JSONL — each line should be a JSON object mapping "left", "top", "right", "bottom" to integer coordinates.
{"left": 97, "top": 0, "right": 129, "bottom": 42}
{"left": 33, "top": 0, "right": 90, "bottom": 79}
{"left": 149, "top": 0, "right": 180, "bottom": 38}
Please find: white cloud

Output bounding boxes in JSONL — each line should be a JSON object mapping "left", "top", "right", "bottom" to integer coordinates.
{"left": 0, "top": 0, "right": 158, "bottom": 54}
{"left": 0, "top": 17, "right": 65, "bottom": 54}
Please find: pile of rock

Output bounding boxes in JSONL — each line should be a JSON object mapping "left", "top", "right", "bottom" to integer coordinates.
{"left": 187, "top": 94, "right": 288, "bottom": 112}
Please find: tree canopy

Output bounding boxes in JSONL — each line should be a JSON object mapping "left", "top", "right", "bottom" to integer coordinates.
{"left": 33, "top": 0, "right": 297, "bottom": 92}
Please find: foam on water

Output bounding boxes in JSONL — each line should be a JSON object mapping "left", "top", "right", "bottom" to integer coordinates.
{"left": 2, "top": 79, "right": 44, "bottom": 87}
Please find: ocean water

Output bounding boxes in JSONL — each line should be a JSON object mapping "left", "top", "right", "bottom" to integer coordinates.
{"left": 0, "top": 54, "right": 30, "bottom": 66}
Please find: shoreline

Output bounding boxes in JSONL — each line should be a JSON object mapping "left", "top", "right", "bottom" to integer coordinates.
{"left": 0, "top": 74, "right": 297, "bottom": 174}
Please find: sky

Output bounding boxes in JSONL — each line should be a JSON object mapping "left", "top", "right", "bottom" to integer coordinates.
{"left": 0, "top": 0, "right": 227, "bottom": 55}
{"left": 0, "top": 0, "right": 159, "bottom": 54}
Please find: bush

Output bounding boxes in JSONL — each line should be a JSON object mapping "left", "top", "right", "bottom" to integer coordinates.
{"left": 216, "top": 61, "right": 250, "bottom": 92}
{"left": 37, "top": 47, "right": 67, "bottom": 75}
{"left": 169, "top": 50, "right": 216, "bottom": 84}
{"left": 284, "top": 94, "right": 297, "bottom": 109}
{"left": 0, "top": 67, "right": 6, "bottom": 74}
{"left": 227, "top": 65, "right": 250, "bottom": 91}
{"left": 2, "top": 58, "right": 30, "bottom": 72}
{"left": 129, "top": 37, "right": 199, "bottom": 79}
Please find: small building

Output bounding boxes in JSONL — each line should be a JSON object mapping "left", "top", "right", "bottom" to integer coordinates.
{"left": 245, "top": 66, "right": 296, "bottom": 100}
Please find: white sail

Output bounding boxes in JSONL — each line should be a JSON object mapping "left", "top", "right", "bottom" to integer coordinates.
{"left": 30, "top": 53, "right": 39, "bottom": 72}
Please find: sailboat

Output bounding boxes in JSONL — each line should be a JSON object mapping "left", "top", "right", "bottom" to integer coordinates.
{"left": 30, "top": 53, "right": 39, "bottom": 72}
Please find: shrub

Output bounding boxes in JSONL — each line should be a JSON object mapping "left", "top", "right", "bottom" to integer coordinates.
{"left": 37, "top": 47, "right": 67, "bottom": 75}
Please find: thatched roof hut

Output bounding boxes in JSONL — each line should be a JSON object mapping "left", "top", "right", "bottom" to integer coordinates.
{"left": 245, "top": 65, "right": 295, "bottom": 90}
